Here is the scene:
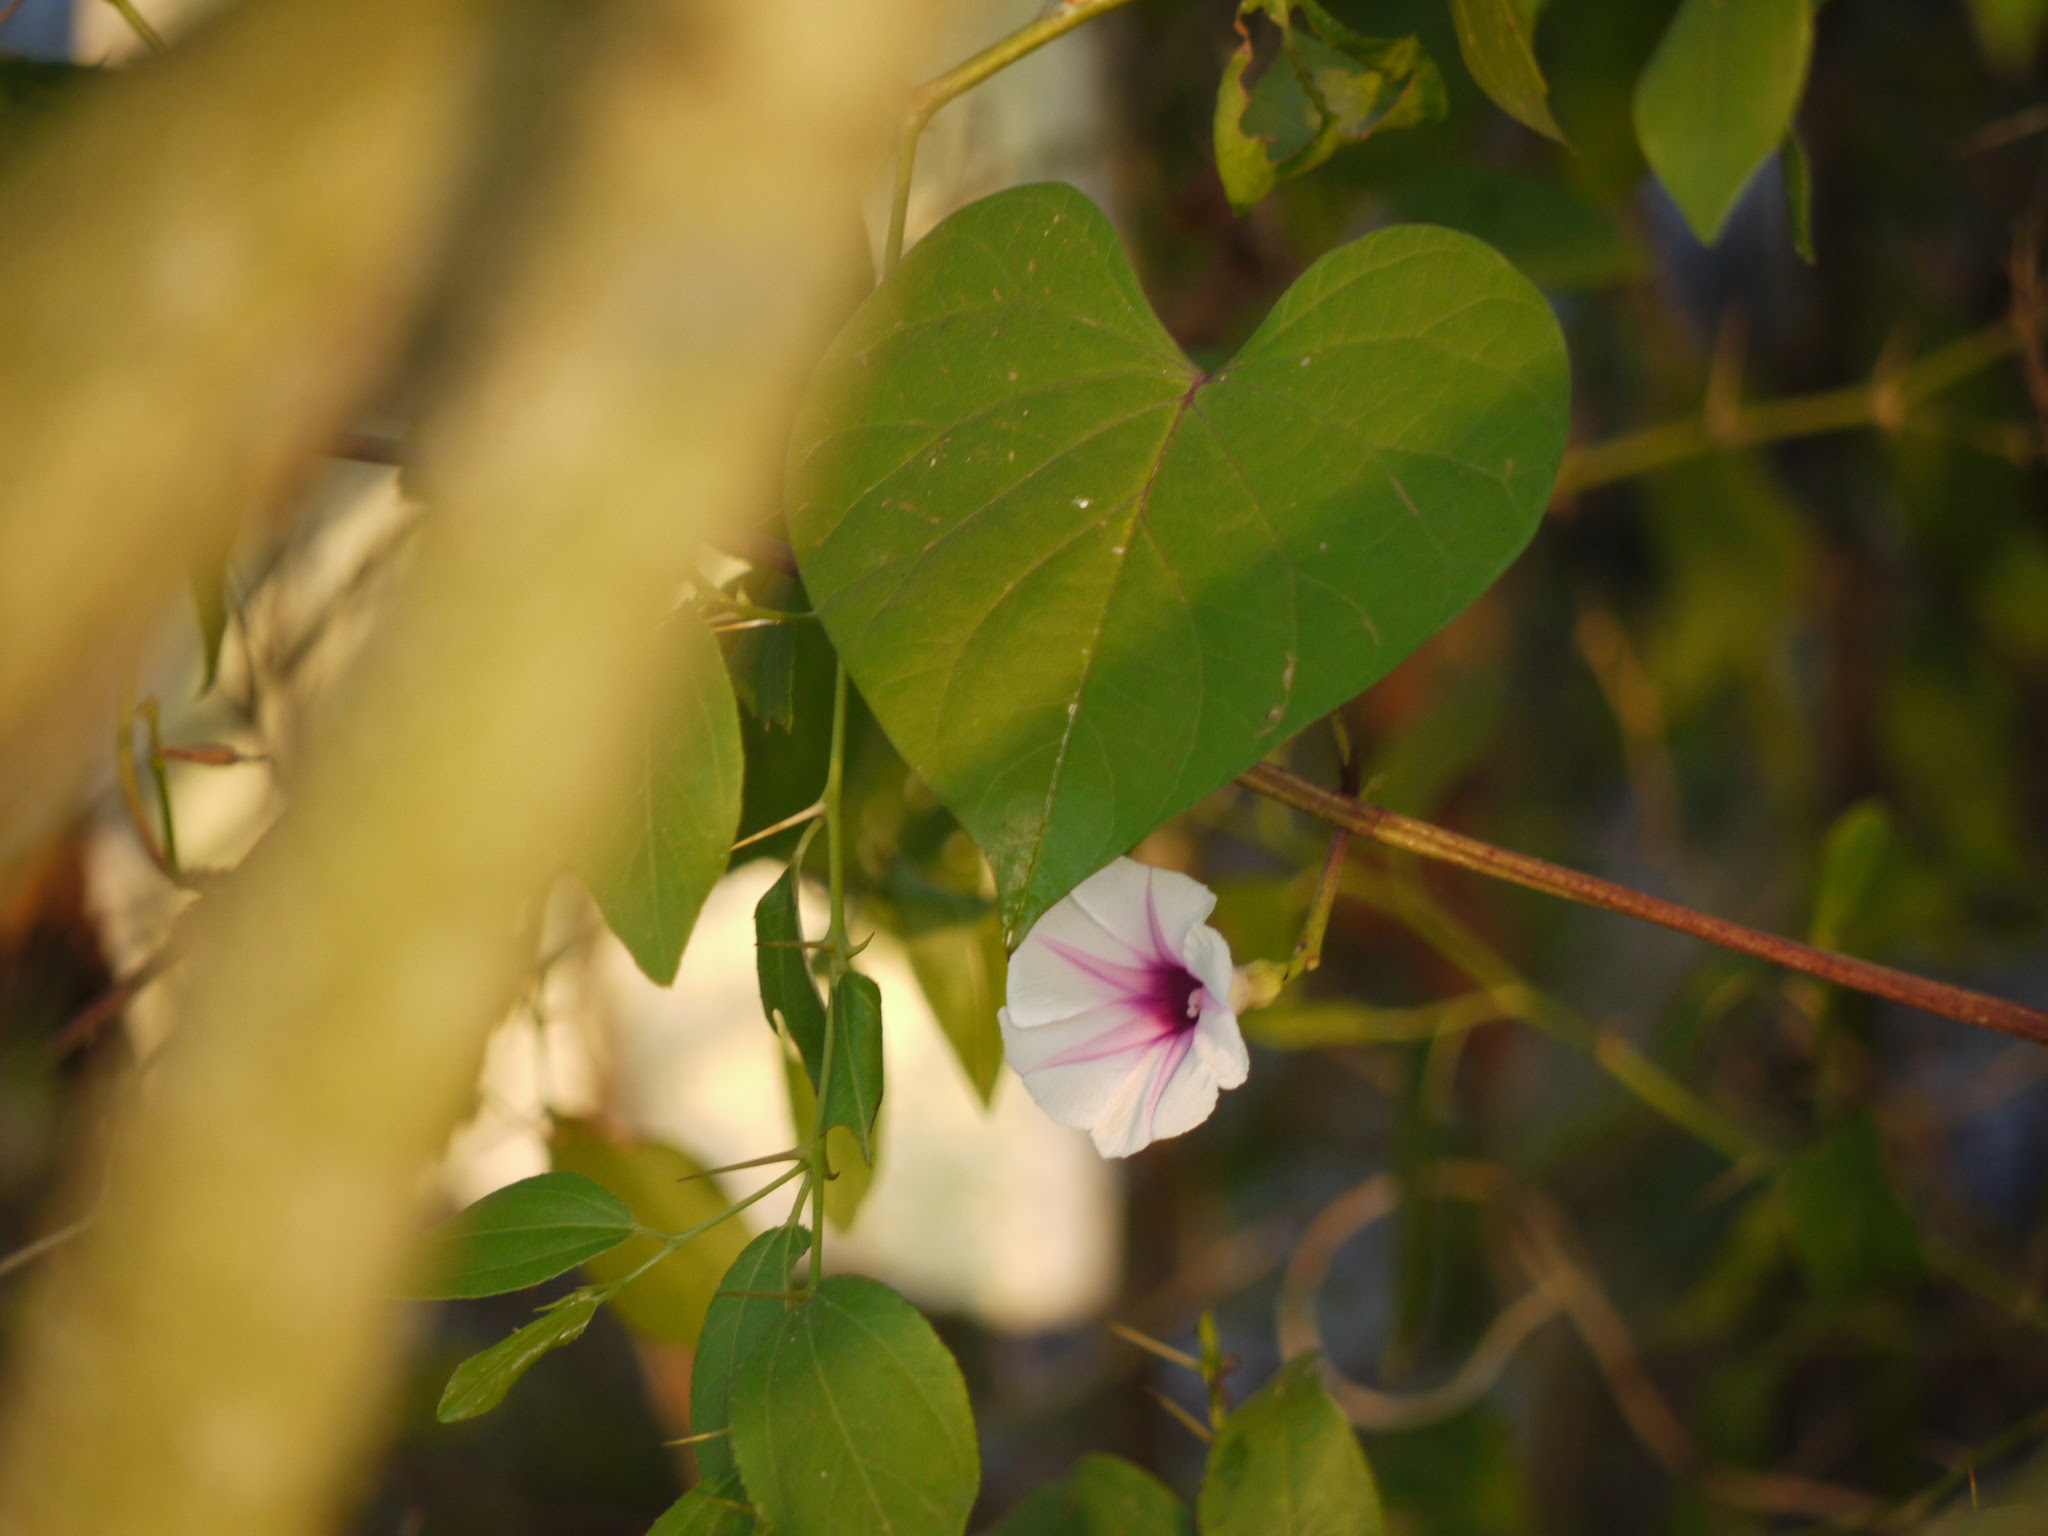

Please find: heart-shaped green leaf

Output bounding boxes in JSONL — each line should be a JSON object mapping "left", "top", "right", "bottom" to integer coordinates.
{"left": 415, "top": 1171, "right": 636, "bottom": 1299}
{"left": 692, "top": 1226, "right": 812, "bottom": 1483}
{"left": 788, "top": 184, "right": 1568, "bottom": 940}
{"left": 1199, "top": 1353, "right": 1382, "bottom": 1536}
{"left": 730, "top": 1275, "right": 978, "bottom": 1536}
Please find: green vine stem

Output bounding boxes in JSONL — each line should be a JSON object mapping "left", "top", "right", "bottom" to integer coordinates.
{"left": 884, "top": 0, "right": 1143, "bottom": 275}
{"left": 1243, "top": 761, "right": 2048, "bottom": 1048}
{"left": 1552, "top": 320, "right": 2024, "bottom": 500}
{"left": 103, "top": 0, "right": 166, "bottom": 53}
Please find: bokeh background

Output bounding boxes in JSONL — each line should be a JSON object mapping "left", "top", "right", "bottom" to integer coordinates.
{"left": 5, "top": 0, "right": 2048, "bottom": 1531}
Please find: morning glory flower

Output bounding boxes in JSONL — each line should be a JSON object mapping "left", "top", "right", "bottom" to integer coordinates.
{"left": 1000, "top": 858, "right": 1250, "bottom": 1158}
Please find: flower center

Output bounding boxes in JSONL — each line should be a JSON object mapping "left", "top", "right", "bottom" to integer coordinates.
{"left": 1152, "top": 964, "right": 1205, "bottom": 1030}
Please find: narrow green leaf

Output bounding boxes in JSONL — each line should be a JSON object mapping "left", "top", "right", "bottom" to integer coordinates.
{"left": 1633, "top": 0, "right": 1816, "bottom": 244}
{"left": 1449, "top": 0, "right": 1566, "bottom": 141}
{"left": 755, "top": 864, "right": 829, "bottom": 1070}
{"left": 822, "top": 971, "right": 884, "bottom": 1161}
{"left": 416, "top": 1171, "right": 636, "bottom": 1299}
{"left": 649, "top": 1472, "right": 761, "bottom": 1536}
{"left": 995, "top": 1454, "right": 1190, "bottom": 1535}
{"left": 691, "top": 1226, "right": 812, "bottom": 1483}
{"left": 789, "top": 184, "right": 1569, "bottom": 941}
{"left": 550, "top": 1119, "right": 753, "bottom": 1349}
{"left": 436, "top": 1292, "right": 602, "bottom": 1422}
{"left": 585, "top": 610, "right": 746, "bottom": 986}
{"left": 1809, "top": 799, "right": 1891, "bottom": 952}
{"left": 904, "top": 914, "right": 1007, "bottom": 1105}
{"left": 730, "top": 1275, "right": 979, "bottom": 1536}
{"left": 1199, "top": 1353, "right": 1383, "bottom": 1536}
{"left": 1781, "top": 127, "right": 1815, "bottom": 265}
{"left": 190, "top": 562, "right": 229, "bottom": 696}
{"left": 783, "top": 1058, "right": 878, "bottom": 1231}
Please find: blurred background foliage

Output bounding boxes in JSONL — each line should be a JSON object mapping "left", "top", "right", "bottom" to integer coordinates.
{"left": 7, "top": 0, "right": 2048, "bottom": 1531}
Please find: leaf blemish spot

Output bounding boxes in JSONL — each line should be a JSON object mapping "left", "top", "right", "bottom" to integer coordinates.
{"left": 1008, "top": 370, "right": 1019, "bottom": 381}
{"left": 1300, "top": 356, "right": 1312, "bottom": 367}
{"left": 1074, "top": 497, "right": 1091, "bottom": 508}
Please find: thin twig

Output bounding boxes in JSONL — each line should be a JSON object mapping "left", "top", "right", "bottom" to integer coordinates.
{"left": 884, "top": 0, "right": 1143, "bottom": 274}
{"left": 1552, "top": 322, "right": 2023, "bottom": 502}
{"left": 101, "top": 0, "right": 165, "bottom": 53}
{"left": 1243, "top": 762, "right": 2048, "bottom": 1048}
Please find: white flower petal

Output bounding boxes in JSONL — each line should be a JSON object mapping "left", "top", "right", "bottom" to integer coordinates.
{"left": 1143, "top": 1042, "right": 1224, "bottom": 1146}
{"left": 1067, "top": 858, "right": 1216, "bottom": 963}
{"left": 1180, "top": 923, "right": 1236, "bottom": 1007}
{"left": 1193, "top": 995, "right": 1249, "bottom": 1090}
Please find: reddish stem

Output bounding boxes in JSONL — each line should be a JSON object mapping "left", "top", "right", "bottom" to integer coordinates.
{"left": 1240, "top": 762, "right": 2048, "bottom": 1048}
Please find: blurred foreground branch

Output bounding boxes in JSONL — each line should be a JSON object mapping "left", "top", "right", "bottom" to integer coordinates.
{"left": 0, "top": 2, "right": 931, "bottom": 1534}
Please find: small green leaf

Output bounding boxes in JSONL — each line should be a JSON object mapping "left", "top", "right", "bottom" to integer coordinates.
{"left": 692, "top": 1227, "right": 812, "bottom": 1483}
{"left": 436, "top": 1291, "right": 602, "bottom": 1422}
{"left": 755, "top": 864, "right": 829, "bottom": 1070}
{"left": 1449, "top": 0, "right": 1566, "bottom": 141}
{"left": 1633, "top": 0, "right": 1816, "bottom": 244}
{"left": 649, "top": 1472, "right": 761, "bottom": 1536}
{"left": 1967, "top": 0, "right": 2048, "bottom": 70}
{"left": 822, "top": 971, "right": 884, "bottom": 1162}
{"left": 730, "top": 1275, "right": 979, "bottom": 1536}
{"left": 1781, "top": 128, "right": 1815, "bottom": 264}
{"left": 1778, "top": 1116, "right": 1921, "bottom": 1301}
{"left": 549, "top": 1119, "right": 753, "bottom": 1349}
{"left": 995, "top": 1454, "right": 1190, "bottom": 1535}
{"left": 1199, "top": 1353, "right": 1383, "bottom": 1536}
{"left": 789, "top": 185, "right": 1569, "bottom": 940}
{"left": 1809, "top": 800, "right": 1891, "bottom": 952}
{"left": 904, "top": 914, "right": 1007, "bottom": 1105}
{"left": 586, "top": 610, "right": 745, "bottom": 985}
{"left": 416, "top": 1171, "right": 636, "bottom": 1299}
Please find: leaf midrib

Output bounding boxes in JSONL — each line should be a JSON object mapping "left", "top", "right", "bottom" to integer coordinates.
{"left": 1018, "top": 374, "right": 1208, "bottom": 919}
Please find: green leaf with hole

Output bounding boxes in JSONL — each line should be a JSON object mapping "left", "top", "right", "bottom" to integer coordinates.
{"left": 1199, "top": 1353, "right": 1383, "bottom": 1536}
{"left": 549, "top": 1119, "right": 752, "bottom": 1348}
{"left": 996, "top": 1454, "right": 1190, "bottom": 1535}
{"left": 822, "top": 971, "right": 884, "bottom": 1161}
{"left": 789, "top": 184, "right": 1569, "bottom": 941}
{"left": 730, "top": 1275, "right": 978, "bottom": 1536}
{"left": 437, "top": 1291, "right": 603, "bottom": 1422}
{"left": 692, "top": 1226, "right": 812, "bottom": 1484}
{"left": 1449, "top": 0, "right": 1565, "bottom": 141}
{"left": 755, "top": 864, "right": 828, "bottom": 1067}
{"left": 1633, "top": 0, "right": 1815, "bottom": 244}
{"left": 586, "top": 611, "right": 745, "bottom": 985}
{"left": 649, "top": 1472, "right": 761, "bottom": 1536}
{"left": 1213, "top": 7, "right": 1446, "bottom": 212}
{"left": 416, "top": 1171, "right": 636, "bottom": 1299}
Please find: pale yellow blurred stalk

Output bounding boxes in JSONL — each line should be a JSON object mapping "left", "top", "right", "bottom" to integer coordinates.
{"left": 0, "top": 1, "right": 933, "bottom": 1533}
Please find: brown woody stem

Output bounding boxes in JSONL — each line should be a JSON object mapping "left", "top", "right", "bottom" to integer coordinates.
{"left": 1240, "top": 762, "right": 2048, "bottom": 1048}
